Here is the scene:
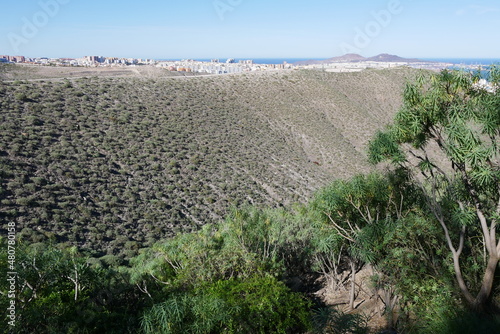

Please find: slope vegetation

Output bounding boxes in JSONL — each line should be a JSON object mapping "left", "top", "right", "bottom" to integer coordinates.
{"left": 0, "top": 68, "right": 418, "bottom": 256}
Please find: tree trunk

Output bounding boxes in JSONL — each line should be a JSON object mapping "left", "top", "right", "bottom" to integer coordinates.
{"left": 473, "top": 254, "right": 499, "bottom": 311}
{"left": 451, "top": 237, "right": 500, "bottom": 311}
{"left": 452, "top": 252, "right": 475, "bottom": 306}
{"left": 349, "top": 259, "right": 356, "bottom": 310}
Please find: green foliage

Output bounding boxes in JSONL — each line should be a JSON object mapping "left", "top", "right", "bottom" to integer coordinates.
{"left": 0, "top": 239, "right": 143, "bottom": 334}
{"left": 133, "top": 206, "right": 317, "bottom": 333}
{"left": 358, "top": 213, "right": 462, "bottom": 331}
{"left": 311, "top": 171, "right": 420, "bottom": 261}
{"left": 204, "top": 276, "right": 311, "bottom": 334}
{"left": 368, "top": 68, "right": 500, "bottom": 310}
{"left": 141, "top": 276, "right": 311, "bottom": 334}
{"left": 312, "top": 307, "right": 368, "bottom": 334}
{"left": 14, "top": 92, "right": 29, "bottom": 102}
{"left": 218, "top": 207, "right": 314, "bottom": 276}
{"left": 8, "top": 67, "right": 496, "bottom": 332}
{"left": 141, "top": 292, "right": 232, "bottom": 334}
{"left": 130, "top": 206, "right": 319, "bottom": 291}
{"left": 369, "top": 69, "right": 500, "bottom": 195}
{"left": 368, "top": 130, "right": 405, "bottom": 165}
{"left": 413, "top": 310, "right": 500, "bottom": 334}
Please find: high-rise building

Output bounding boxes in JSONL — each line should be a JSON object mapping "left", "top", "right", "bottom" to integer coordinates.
{"left": 1, "top": 55, "right": 26, "bottom": 63}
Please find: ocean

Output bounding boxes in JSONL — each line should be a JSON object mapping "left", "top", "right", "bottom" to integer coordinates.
{"left": 159, "top": 58, "right": 500, "bottom": 65}
{"left": 254, "top": 58, "right": 500, "bottom": 65}
{"left": 422, "top": 58, "right": 500, "bottom": 65}
{"left": 252, "top": 58, "right": 500, "bottom": 65}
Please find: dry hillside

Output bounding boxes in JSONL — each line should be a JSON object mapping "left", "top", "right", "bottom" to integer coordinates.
{"left": 0, "top": 67, "right": 419, "bottom": 256}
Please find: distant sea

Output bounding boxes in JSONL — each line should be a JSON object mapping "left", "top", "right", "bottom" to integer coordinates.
{"left": 159, "top": 58, "right": 499, "bottom": 65}
{"left": 252, "top": 58, "right": 500, "bottom": 65}
{"left": 255, "top": 58, "right": 500, "bottom": 65}
{"left": 423, "top": 58, "right": 500, "bottom": 66}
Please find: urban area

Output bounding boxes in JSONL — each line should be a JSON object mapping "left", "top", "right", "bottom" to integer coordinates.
{"left": 0, "top": 55, "right": 292, "bottom": 74}
{"left": 0, "top": 54, "right": 473, "bottom": 74}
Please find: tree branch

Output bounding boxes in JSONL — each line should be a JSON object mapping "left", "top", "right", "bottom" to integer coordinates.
{"left": 324, "top": 211, "right": 355, "bottom": 242}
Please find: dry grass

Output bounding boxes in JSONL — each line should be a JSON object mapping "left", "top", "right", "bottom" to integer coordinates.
{"left": 0, "top": 63, "right": 201, "bottom": 80}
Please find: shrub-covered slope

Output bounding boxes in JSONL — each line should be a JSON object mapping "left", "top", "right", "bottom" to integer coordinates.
{"left": 0, "top": 68, "right": 417, "bottom": 256}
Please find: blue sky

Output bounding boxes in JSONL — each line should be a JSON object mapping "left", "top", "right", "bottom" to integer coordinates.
{"left": 0, "top": 0, "right": 499, "bottom": 59}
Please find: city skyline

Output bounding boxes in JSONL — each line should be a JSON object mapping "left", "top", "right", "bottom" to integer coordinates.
{"left": 1, "top": 0, "right": 499, "bottom": 59}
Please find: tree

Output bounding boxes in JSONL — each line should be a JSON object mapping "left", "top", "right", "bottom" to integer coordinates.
{"left": 369, "top": 67, "right": 500, "bottom": 311}
{"left": 312, "top": 172, "right": 414, "bottom": 310}
{"left": 0, "top": 240, "right": 142, "bottom": 333}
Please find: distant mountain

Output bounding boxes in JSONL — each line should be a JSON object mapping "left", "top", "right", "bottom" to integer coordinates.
{"left": 365, "top": 53, "right": 422, "bottom": 63}
{"left": 293, "top": 54, "right": 365, "bottom": 66}
{"left": 294, "top": 53, "right": 426, "bottom": 65}
{"left": 324, "top": 53, "right": 366, "bottom": 63}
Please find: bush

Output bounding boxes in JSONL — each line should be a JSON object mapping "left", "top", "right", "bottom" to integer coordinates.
{"left": 312, "top": 307, "right": 368, "bottom": 334}
{"left": 141, "top": 276, "right": 311, "bottom": 334}
{"left": 14, "top": 92, "right": 28, "bottom": 101}
{"left": 415, "top": 310, "right": 500, "bottom": 334}
{"left": 0, "top": 240, "right": 142, "bottom": 334}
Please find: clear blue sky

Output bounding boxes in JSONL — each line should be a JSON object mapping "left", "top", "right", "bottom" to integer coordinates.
{"left": 0, "top": 0, "right": 499, "bottom": 59}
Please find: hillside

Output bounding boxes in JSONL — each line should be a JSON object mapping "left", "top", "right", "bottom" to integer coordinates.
{"left": 0, "top": 68, "right": 419, "bottom": 257}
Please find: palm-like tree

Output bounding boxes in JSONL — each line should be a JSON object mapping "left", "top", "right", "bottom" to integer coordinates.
{"left": 369, "top": 66, "right": 500, "bottom": 310}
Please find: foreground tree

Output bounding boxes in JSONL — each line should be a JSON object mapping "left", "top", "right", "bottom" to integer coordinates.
{"left": 369, "top": 67, "right": 500, "bottom": 310}
{"left": 312, "top": 172, "right": 417, "bottom": 311}
{"left": 0, "top": 240, "right": 142, "bottom": 333}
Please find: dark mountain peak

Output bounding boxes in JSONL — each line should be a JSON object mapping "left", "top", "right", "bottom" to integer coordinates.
{"left": 293, "top": 54, "right": 366, "bottom": 65}
{"left": 294, "top": 53, "right": 424, "bottom": 65}
{"left": 366, "top": 53, "right": 421, "bottom": 63}
{"left": 325, "top": 53, "right": 366, "bottom": 62}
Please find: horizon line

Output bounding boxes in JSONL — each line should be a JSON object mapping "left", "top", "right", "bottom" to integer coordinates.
{"left": 3, "top": 53, "right": 500, "bottom": 61}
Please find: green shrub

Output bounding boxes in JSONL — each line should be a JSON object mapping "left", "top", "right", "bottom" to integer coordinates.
{"left": 415, "top": 310, "right": 500, "bottom": 334}
{"left": 14, "top": 92, "right": 28, "bottom": 101}
{"left": 141, "top": 276, "right": 311, "bottom": 334}
{"left": 312, "top": 307, "right": 368, "bottom": 334}
{"left": 0, "top": 240, "right": 142, "bottom": 334}
{"left": 204, "top": 276, "right": 311, "bottom": 333}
